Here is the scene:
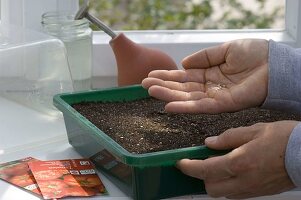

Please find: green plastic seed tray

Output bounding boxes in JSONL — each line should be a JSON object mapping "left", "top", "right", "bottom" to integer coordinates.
{"left": 53, "top": 85, "right": 225, "bottom": 200}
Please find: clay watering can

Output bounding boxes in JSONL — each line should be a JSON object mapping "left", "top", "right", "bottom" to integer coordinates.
{"left": 75, "top": 1, "right": 178, "bottom": 86}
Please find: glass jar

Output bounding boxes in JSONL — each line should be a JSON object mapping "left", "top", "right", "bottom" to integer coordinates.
{"left": 41, "top": 11, "right": 92, "bottom": 91}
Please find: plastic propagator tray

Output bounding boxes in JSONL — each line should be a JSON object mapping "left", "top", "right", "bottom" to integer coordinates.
{"left": 53, "top": 85, "right": 225, "bottom": 200}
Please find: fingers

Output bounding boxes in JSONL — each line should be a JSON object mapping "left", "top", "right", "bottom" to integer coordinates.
{"left": 177, "top": 158, "right": 256, "bottom": 199}
{"left": 145, "top": 70, "right": 188, "bottom": 83}
{"left": 148, "top": 86, "right": 208, "bottom": 103}
{"left": 205, "top": 177, "right": 240, "bottom": 198}
{"left": 177, "top": 156, "right": 234, "bottom": 181}
{"left": 182, "top": 42, "right": 230, "bottom": 69}
{"left": 144, "top": 84, "right": 229, "bottom": 114}
{"left": 205, "top": 178, "right": 263, "bottom": 199}
{"left": 205, "top": 125, "right": 259, "bottom": 150}
{"left": 142, "top": 78, "right": 206, "bottom": 93}
{"left": 225, "top": 191, "right": 270, "bottom": 200}
{"left": 164, "top": 99, "right": 221, "bottom": 114}
{"left": 206, "top": 178, "right": 292, "bottom": 199}
{"left": 142, "top": 69, "right": 206, "bottom": 89}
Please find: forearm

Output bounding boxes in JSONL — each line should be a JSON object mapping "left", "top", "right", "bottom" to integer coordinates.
{"left": 263, "top": 40, "right": 301, "bottom": 187}
{"left": 262, "top": 40, "right": 301, "bottom": 113}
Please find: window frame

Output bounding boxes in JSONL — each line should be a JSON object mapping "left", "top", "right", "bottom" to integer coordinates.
{"left": 1, "top": 0, "right": 299, "bottom": 76}
{"left": 0, "top": 0, "right": 79, "bottom": 31}
{"left": 92, "top": 0, "right": 301, "bottom": 77}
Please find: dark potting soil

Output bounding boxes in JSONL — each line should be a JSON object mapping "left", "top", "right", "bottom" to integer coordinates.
{"left": 72, "top": 98, "right": 301, "bottom": 154}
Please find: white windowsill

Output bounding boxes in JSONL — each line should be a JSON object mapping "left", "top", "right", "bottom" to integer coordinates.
{"left": 93, "top": 29, "right": 295, "bottom": 45}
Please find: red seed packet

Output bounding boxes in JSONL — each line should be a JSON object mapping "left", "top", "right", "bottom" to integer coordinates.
{"left": 0, "top": 157, "right": 41, "bottom": 196}
{"left": 28, "top": 159, "right": 107, "bottom": 199}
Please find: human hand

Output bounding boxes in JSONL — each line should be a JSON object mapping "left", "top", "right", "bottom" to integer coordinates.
{"left": 142, "top": 39, "right": 268, "bottom": 114}
{"left": 177, "top": 120, "right": 298, "bottom": 199}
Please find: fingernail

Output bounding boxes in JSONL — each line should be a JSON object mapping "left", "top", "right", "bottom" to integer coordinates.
{"left": 205, "top": 136, "right": 217, "bottom": 144}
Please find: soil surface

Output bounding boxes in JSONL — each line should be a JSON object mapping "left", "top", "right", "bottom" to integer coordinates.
{"left": 72, "top": 98, "right": 301, "bottom": 154}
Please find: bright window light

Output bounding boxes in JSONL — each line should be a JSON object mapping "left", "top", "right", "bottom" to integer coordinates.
{"left": 84, "top": 0, "right": 285, "bottom": 30}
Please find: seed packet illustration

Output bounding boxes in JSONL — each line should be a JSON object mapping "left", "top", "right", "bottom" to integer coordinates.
{"left": 28, "top": 159, "right": 107, "bottom": 199}
{"left": 0, "top": 157, "right": 41, "bottom": 196}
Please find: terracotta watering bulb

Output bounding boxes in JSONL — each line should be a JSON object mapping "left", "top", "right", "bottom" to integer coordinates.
{"left": 110, "top": 33, "right": 178, "bottom": 86}
{"left": 75, "top": 2, "right": 178, "bottom": 86}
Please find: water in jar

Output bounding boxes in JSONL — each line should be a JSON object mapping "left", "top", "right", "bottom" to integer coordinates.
{"left": 42, "top": 12, "right": 92, "bottom": 92}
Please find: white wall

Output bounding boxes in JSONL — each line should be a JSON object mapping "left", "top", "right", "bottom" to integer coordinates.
{"left": 0, "top": 0, "right": 78, "bottom": 31}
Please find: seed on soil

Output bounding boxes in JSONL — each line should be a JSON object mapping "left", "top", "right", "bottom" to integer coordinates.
{"left": 72, "top": 98, "right": 301, "bottom": 154}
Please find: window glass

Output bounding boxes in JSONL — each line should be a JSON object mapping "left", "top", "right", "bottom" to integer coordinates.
{"left": 82, "top": 0, "right": 285, "bottom": 31}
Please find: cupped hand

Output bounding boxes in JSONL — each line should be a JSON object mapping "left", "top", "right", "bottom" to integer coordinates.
{"left": 142, "top": 39, "right": 269, "bottom": 114}
{"left": 176, "top": 120, "right": 298, "bottom": 199}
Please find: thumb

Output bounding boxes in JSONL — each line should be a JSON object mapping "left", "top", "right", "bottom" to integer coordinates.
{"left": 205, "top": 126, "right": 258, "bottom": 150}
{"left": 181, "top": 43, "right": 229, "bottom": 70}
